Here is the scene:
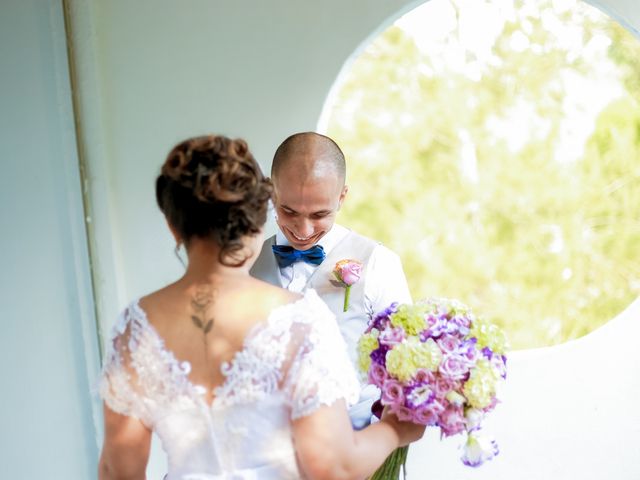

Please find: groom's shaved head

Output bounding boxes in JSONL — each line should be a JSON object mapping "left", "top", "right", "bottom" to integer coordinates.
{"left": 271, "top": 132, "right": 346, "bottom": 184}
{"left": 270, "top": 132, "right": 349, "bottom": 251}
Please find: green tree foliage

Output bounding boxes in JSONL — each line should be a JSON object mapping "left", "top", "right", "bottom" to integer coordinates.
{"left": 326, "top": 0, "right": 640, "bottom": 349}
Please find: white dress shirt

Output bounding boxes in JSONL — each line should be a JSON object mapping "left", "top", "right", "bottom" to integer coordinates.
{"left": 275, "top": 224, "right": 412, "bottom": 314}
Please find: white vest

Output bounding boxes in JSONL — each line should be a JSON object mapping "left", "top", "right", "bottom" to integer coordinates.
{"left": 250, "top": 231, "right": 378, "bottom": 364}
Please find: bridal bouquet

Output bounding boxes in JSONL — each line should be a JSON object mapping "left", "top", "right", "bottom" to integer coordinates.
{"left": 357, "top": 299, "right": 508, "bottom": 478}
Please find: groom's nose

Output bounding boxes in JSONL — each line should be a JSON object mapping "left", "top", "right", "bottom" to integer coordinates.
{"left": 297, "top": 219, "right": 314, "bottom": 238}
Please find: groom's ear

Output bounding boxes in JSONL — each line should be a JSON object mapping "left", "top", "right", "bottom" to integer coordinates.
{"left": 337, "top": 185, "right": 348, "bottom": 210}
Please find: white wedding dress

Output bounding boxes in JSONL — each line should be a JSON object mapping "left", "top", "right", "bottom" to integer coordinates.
{"left": 99, "top": 289, "right": 360, "bottom": 479}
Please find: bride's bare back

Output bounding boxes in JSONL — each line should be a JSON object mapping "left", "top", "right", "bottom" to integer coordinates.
{"left": 139, "top": 276, "right": 299, "bottom": 405}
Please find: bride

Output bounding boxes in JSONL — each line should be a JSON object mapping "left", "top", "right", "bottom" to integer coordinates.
{"left": 98, "top": 135, "right": 424, "bottom": 479}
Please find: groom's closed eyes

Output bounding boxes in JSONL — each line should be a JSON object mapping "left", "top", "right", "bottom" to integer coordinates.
{"left": 280, "top": 206, "right": 332, "bottom": 219}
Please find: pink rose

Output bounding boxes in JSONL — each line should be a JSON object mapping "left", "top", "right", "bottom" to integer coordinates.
{"left": 437, "top": 334, "right": 460, "bottom": 354}
{"left": 433, "top": 376, "right": 457, "bottom": 399}
{"left": 439, "top": 405, "right": 466, "bottom": 437}
{"left": 335, "top": 261, "right": 362, "bottom": 286}
{"left": 368, "top": 363, "right": 388, "bottom": 388}
{"left": 333, "top": 259, "right": 363, "bottom": 312}
{"left": 381, "top": 379, "right": 405, "bottom": 407}
{"left": 390, "top": 405, "right": 414, "bottom": 422}
{"left": 414, "top": 400, "right": 444, "bottom": 426}
{"left": 413, "top": 368, "right": 436, "bottom": 385}
{"left": 439, "top": 354, "right": 470, "bottom": 381}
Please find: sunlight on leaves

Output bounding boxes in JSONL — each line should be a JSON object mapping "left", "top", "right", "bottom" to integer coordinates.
{"left": 325, "top": 0, "right": 640, "bottom": 349}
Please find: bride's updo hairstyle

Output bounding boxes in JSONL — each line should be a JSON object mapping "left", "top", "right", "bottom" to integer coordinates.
{"left": 156, "top": 135, "right": 272, "bottom": 266}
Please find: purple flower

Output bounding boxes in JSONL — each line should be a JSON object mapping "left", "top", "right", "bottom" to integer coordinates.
{"left": 381, "top": 379, "right": 405, "bottom": 407}
{"left": 368, "top": 362, "right": 388, "bottom": 388}
{"left": 444, "top": 320, "right": 465, "bottom": 336}
{"left": 405, "top": 384, "right": 435, "bottom": 408}
{"left": 370, "top": 346, "right": 388, "bottom": 366}
{"left": 450, "top": 314, "right": 471, "bottom": 335}
{"left": 425, "top": 310, "right": 469, "bottom": 338}
{"left": 458, "top": 338, "right": 479, "bottom": 363}
{"left": 461, "top": 431, "right": 499, "bottom": 467}
{"left": 499, "top": 355, "right": 508, "bottom": 379}
{"left": 464, "top": 408, "right": 484, "bottom": 431}
{"left": 439, "top": 354, "right": 471, "bottom": 381}
{"left": 490, "top": 354, "right": 507, "bottom": 380}
{"left": 368, "top": 303, "right": 398, "bottom": 332}
{"left": 419, "top": 330, "right": 432, "bottom": 342}
{"left": 378, "top": 327, "right": 405, "bottom": 346}
{"left": 425, "top": 314, "right": 448, "bottom": 338}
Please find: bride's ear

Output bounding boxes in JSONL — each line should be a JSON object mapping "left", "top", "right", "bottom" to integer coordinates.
{"left": 165, "top": 217, "right": 182, "bottom": 244}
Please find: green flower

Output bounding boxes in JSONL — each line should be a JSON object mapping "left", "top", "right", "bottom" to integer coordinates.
{"left": 463, "top": 359, "right": 499, "bottom": 409}
{"left": 469, "top": 318, "right": 509, "bottom": 355}
{"left": 385, "top": 342, "right": 419, "bottom": 382}
{"left": 410, "top": 338, "right": 442, "bottom": 371}
{"left": 389, "top": 304, "right": 429, "bottom": 336}
{"left": 357, "top": 329, "right": 380, "bottom": 374}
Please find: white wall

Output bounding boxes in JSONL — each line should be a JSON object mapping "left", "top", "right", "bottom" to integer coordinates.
{"left": 0, "top": 0, "right": 101, "bottom": 478}
{"left": 406, "top": 298, "right": 640, "bottom": 479}
{"left": 61, "top": 0, "right": 640, "bottom": 477}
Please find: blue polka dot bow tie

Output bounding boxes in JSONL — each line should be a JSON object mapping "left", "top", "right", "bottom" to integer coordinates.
{"left": 271, "top": 244, "right": 326, "bottom": 268}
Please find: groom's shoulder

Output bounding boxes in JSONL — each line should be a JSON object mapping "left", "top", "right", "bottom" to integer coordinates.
{"left": 343, "top": 226, "right": 402, "bottom": 259}
{"left": 341, "top": 225, "right": 382, "bottom": 249}
{"left": 251, "top": 234, "right": 277, "bottom": 273}
{"left": 259, "top": 234, "right": 276, "bottom": 251}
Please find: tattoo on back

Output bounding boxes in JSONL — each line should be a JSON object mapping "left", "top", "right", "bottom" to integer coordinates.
{"left": 190, "top": 285, "right": 215, "bottom": 336}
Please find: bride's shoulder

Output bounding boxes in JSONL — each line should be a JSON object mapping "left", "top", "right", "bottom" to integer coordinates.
{"left": 267, "top": 289, "right": 334, "bottom": 328}
{"left": 298, "top": 289, "right": 332, "bottom": 316}
{"left": 106, "top": 298, "right": 153, "bottom": 346}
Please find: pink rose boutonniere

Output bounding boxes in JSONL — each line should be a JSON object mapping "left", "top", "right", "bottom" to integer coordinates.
{"left": 333, "top": 259, "right": 363, "bottom": 312}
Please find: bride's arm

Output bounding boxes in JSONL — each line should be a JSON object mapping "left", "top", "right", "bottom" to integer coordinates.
{"left": 292, "top": 399, "right": 424, "bottom": 480}
{"left": 99, "top": 404, "right": 152, "bottom": 480}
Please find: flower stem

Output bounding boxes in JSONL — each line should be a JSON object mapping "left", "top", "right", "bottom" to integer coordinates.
{"left": 343, "top": 285, "right": 351, "bottom": 312}
{"left": 369, "top": 446, "right": 409, "bottom": 480}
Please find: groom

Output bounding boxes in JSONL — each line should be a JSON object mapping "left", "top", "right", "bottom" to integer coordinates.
{"left": 251, "top": 132, "right": 411, "bottom": 429}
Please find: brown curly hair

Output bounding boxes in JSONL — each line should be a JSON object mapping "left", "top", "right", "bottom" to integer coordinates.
{"left": 155, "top": 135, "right": 273, "bottom": 267}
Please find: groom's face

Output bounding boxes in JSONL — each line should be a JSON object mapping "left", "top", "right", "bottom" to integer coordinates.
{"left": 273, "top": 169, "right": 347, "bottom": 251}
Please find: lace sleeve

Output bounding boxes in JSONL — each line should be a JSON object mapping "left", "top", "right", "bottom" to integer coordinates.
{"left": 99, "top": 307, "right": 152, "bottom": 427}
{"left": 283, "top": 295, "right": 360, "bottom": 420}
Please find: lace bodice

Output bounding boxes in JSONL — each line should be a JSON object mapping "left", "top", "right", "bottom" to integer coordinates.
{"left": 99, "top": 289, "right": 360, "bottom": 479}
